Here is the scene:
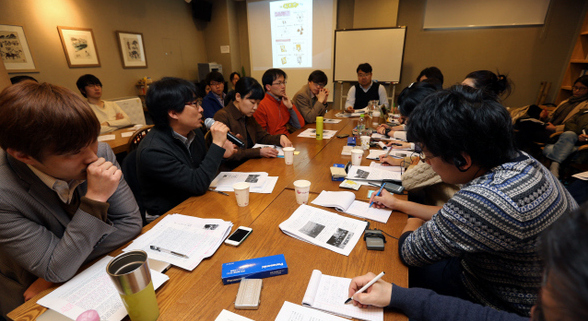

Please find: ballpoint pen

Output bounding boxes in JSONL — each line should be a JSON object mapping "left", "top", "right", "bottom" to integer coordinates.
{"left": 369, "top": 184, "right": 385, "bottom": 208}
{"left": 208, "top": 188, "right": 229, "bottom": 196}
{"left": 150, "top": 245, "right": 190, "bottom": 258}
{"left": 344, "top": 271, "right": 385, "bottom": 304}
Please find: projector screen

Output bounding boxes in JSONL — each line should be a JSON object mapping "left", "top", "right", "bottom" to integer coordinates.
{"left": 247, "top": 0, "right": 336, "bottom": 101}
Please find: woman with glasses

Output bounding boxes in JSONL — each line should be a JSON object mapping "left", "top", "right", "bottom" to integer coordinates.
{"left": 213, "top": 77, "right": 292, "bottom": 169}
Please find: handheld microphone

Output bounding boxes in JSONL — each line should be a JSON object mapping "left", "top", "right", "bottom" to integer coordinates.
{"left": 204, "top": 118, "right": 245, "bottom": 148}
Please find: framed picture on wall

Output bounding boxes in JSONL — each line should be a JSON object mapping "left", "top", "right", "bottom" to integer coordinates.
{"left": 116, "top": 31, "right": 148, "bottom": 68}
{"left": 57, "top": 26, "right": 100, "bottom": 68}
{"left": 0, "top": 24, "right": 37, "bottom": 73}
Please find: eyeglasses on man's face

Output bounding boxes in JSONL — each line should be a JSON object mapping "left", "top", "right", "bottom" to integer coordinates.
{"left": 419, "top": 152, "right": 438, "bottom": 163}
{"left": 272, "top": 81, "right": 287, "bottom": 86}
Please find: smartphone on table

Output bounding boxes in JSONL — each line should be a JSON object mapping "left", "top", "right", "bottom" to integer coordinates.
{"left": 225, "top": 226, "right": 253, "bottom": 246}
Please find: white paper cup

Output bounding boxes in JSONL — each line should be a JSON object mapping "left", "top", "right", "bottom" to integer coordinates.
{"left": 233, "top": 182, "right": 250, "bottom": 207}
{"left": 351, "top": 148, "right": 363, "bottom": 166}
{"left": 293, "top": 180, "right": 311, "bottom": 204}
{"left": 283, "top": 147, "right": 295, "bottom": 165}
{"left": 360, "top": 135, "right": 370, "bottom": 150}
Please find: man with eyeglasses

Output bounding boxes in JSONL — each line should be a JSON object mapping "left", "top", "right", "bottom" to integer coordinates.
{"left": 254, "top": 68, "right": 305, "bottom": 135}
{"left": 293, "top": 70, "right": 330, "bottom": 123}
{"left": 345, "top": 63, "right": 388, "bottom": 113}
{"left": 370, "top": 86, "right": 577, "bottom": 316}
{"left": 348, "top": 203, "right": 588, "bottom": 321}
{"left": 202, "top": 71, "right": 227, "bottom": 120}
{"left": 136, "top": 77, "right": 236, "bottom": 218}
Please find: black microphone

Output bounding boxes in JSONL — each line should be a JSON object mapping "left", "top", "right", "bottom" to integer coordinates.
{"left": 204, "top": 118, "right": 245, "bottom": 148}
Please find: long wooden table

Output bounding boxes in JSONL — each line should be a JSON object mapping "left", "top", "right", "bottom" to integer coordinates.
{"left": 8, "top": 111, "right": 408, "bottom": 321}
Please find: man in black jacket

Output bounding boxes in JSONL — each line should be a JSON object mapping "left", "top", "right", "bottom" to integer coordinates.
{"left": 136, "top": 77, "right": 236, "bottom": 218}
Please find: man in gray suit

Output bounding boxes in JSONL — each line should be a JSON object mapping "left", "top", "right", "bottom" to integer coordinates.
{"left": 0, "top": 82, "right": 142, "bottom": 318}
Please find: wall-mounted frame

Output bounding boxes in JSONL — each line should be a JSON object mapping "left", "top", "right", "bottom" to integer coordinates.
{"left": 116, "top": 31, "right": 147, "bottom": 68}
{"left": 0, "top": 24, "right": 37, "bottom": 73}
{"left": 57, "top": 26, "right": 100, "bottom": 68}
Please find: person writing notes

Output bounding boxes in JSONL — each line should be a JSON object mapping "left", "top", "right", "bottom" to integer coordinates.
{"left": 293, "top": 70, "right": 330, "bottom": 123}
{"left": 345, "top": 63, "right": 388, "bottom": 112}
{"left": 0, "top": 82, "right": 142, "bottom": 318}
{"left": 136, "top": 77, "right": 236, "bottom": 218}
{"left": 369, "top": 86, "right": 576, "bottom": 316}
{"left": 214, "top": 77, "right": 292, "bottom": 169}
{"left": 76, "top": 74, "right": 132, "bottom": 134}
{"left": 254, "top": 68, "right": 305, "bottom": 135}
{"left": 348, "top": 203, "right": 588, "bottom": 321}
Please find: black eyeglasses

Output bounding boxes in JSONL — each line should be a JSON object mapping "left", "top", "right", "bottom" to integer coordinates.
{"left": 419, "top": 152, "right": 438, "bottom": 163}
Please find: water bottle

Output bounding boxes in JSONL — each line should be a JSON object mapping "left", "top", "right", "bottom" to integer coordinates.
{"left": 358, "top": 114, "right": 366, "bottom": 135}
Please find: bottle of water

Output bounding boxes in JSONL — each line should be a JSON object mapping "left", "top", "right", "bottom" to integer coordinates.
{"left": 358, "top": 114, "right": 366, "bottom": 135}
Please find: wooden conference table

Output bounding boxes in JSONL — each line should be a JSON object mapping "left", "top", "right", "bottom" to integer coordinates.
{"left": 8, "top": 110, "right": 409, "bottom": 321}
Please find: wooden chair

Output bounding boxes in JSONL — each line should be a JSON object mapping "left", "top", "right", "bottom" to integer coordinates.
{"left": 126, "top": 125, "right": 154, "bottom": 152}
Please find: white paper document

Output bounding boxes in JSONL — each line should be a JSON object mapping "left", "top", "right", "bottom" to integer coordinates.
{"left": 297, "top": 128, "right": 338, "bottom": 139}
{"left": 215, "top": 309, "right": 255, "bottom": 321}
{"left": 211, "top": 172, "right": 277, "bottom": 193}
{"left": 302, "top": 270, "right": 383, "bottom": 321}
{"left": 311, "top": 191, "right": 392, "bottom": 223}
{"left": 279, "top": 204, "right": 367, "bottom": 256}
{"left": 97, "top": 134, "right": 115, "bottom": 142}
{"left": 369, "top": 161, "right": 403, "bottom": 173}
{"left": 323, "top": 118, "right": 342, "bottom": 124}
{"left": 275, "top": 301, "right": 349, "bottom": 321}
{"left": 37, "top": 256, "right": 169, "bottom": 321}
{"left": 121, "top": 131, "right": 134, "bottom": 138}
{"left": 251, "top": 143, "right": 284, "bottom": 157}
{"left": 347, "top": 165, "right": 401, "bottom": 182}
{"left": 366, "top": 149, "right": 411, "bottom": 160}
{"left": 123, "top": 214, "right": 232, "bottom": 270}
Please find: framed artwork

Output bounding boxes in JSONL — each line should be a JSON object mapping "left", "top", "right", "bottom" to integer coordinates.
{"left": 0, "top": 24, "right": 37, "bottom": 73}
{"left": 116, "top": 31, "right": 147, "bottom": 68}
{"left": 57, "top": 26, "right": 100, "bottom": 67}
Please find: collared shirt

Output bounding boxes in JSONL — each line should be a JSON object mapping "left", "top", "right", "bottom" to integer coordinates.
{"left": 213, "top": 92, "right": 226, "bottom": 107}
{"left": 172, "top": 130, "right": 196, "bottom": 154}
{"left": 345, "top": 81, "right": 389, "bottom": 110}
{"left": 27, "top": 165, "right": 83, "bottom": 204}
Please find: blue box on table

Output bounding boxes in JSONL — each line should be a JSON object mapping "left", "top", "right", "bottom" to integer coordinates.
{"left": 221, "top": 254, "right": 288, "bottom": 285}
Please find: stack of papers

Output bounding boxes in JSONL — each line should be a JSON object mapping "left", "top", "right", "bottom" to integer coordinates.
{"left": 211, "top": 172, "right": 278, "bottom": 194}
{"left": 366, "top": 149, "right": 411, "bottom": 160}
{"left": 323, "top": 118, "right": 342, "bottom": 124}
{"left": 279, "top": 204, "right": 368, "bottom": 256}
{"left": 123, "top": 214, "right": 233, "bottom": 271}
{"left": 346, "top": 165, "right": 401, "bottom": 183}
{"left": 311, "top": 191, "right": 392, "bottom": 223}
{"left": 297, "top": 128, "right": 338, "bottom": 139}
{"left": 302, "top": 270, "right": 383, "bottom": 321}
{"left": 276, "top": 301, "right": 349, "bottom": 321}
{"left": 37, "top": 256, "right": 169, "bottom": 321}
{"left": 251, "top": 143, "right": 284, "bottom": 157}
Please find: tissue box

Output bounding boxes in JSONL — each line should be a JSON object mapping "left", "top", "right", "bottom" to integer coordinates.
{"left": 221, "top": 254, "right": 288, "bottom": 285}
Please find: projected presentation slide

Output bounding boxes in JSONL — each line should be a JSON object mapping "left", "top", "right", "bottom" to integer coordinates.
{"left": 270, "top": 0, "right": 313, "bottom": 68}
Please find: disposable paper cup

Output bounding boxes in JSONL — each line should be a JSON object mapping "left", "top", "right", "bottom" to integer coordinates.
{"left": 283, "top": 147, "right": 295, "bottom": 165}
{"left": 360, "top": 135, "right": 370, "bottom": 150}
{"left": 293, "top": 180, "right": 311, "bottom": 204}
{"left": 233, "top": 182, "right": 251, "bottom": 207}
{"left": 351, "top": 149, "right": 364, "bottom": 166}
{"left": 107, "top": 251, "right": 159, "bottom": 321}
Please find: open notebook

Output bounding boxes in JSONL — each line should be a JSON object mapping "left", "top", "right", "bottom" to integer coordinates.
{"left": 311, "top": 191, "right": 392, "bottom": 223}
{"left": 302, "top": 270, "right": 383, "bottom": 321}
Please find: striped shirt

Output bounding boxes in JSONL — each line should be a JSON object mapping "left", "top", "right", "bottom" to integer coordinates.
{"left": 400, "top": 152, "right": 577, "bottom": 315}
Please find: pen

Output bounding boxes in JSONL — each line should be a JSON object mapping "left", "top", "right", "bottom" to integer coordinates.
{"left": 369, "top": 184, "right": 385, "bottom": 208}
{"left": 150, "top": 245, "right": 190, "bottom": 259}
{"left": 345, "top": 271, "right": 385, "bottom": 304}
{"left": 208, "top": 188, "right": 229, "bottom": 196}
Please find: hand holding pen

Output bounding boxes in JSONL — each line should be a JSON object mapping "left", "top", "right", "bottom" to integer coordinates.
{"left": 347, "top": 272, "right": 391, "bottom": 307}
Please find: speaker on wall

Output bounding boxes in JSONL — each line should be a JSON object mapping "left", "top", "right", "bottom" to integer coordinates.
{"left": 192, "top": 0, "right": 212, "bottom": 22}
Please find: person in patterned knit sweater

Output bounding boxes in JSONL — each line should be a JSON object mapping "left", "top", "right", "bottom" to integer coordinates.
{"left": 370, "top": 85, "right": 578, "bottom": 316}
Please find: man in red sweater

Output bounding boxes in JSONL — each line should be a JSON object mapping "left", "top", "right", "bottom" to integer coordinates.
{"left": 254, "top": 69, "right": 305, "bottom": 135}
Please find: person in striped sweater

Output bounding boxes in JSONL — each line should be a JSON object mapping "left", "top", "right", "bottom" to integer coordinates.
{"left": 370, "top": 85, "right": 578, "bottom": 316}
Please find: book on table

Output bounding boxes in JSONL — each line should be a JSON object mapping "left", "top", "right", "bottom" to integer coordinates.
{"left": 311, "top": 190, "right": 392, "bottom": 223}
{"left": 301, "top": 269, "right": 383, "bottom": 321}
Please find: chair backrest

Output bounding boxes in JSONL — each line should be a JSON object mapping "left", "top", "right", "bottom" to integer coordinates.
{"left": 109, "top": 97, "right": 146, "bottom": 125}
{"left": 127, "top": 125, "right": 154, "bottom": 152}
{"left": 121, "top": 149, "right": 146, "bottom": 226}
